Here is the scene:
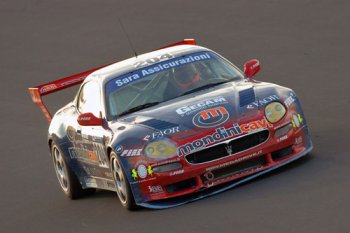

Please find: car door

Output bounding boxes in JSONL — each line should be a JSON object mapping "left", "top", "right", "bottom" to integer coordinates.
{"left": 72, "top": 81, "right": 112, "bottom": 184}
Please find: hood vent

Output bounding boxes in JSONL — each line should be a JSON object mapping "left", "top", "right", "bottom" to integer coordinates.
{"left": 239, "top": 88, "right": 255, "bottom": 107}
{"left": 139, "top": 119, "right": 178, "bottom": 130}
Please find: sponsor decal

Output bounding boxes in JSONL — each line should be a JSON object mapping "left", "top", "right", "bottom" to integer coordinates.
{"left": 151, "top": 157, "right": 181, "bottom": 167}
{"left": 84, "top": 177, "right": 97, "bottom": 187}
{"left": 143, "top": 126, "right": 180, "bottom": 141}
{"left": 291, "top": 114, "right": 303, "bottom": 128}
{"left": 136, "top": 165, "right": 147, "bottom": 179}
{"left": 295, "top": 136, "right": 303, "bottom": 145}
{"left": 121, "top": 149, "right": 142, "bottom": 157}
{"left": 61, "top": 76, "right": 86, "bottom": 86}
{"left": 130, "top": 177, "right": 156, "bottom": 185}
{"left": 206, "top": 150, "right": 263, "bottom": 172}
{"left": 68, "top": 135, "right": 108, "bottom": 168}
{"left": 246, "top": 95, "right": 279, "bottom": 109}
{"left": 178, "top": 118, "right": 272, "bottom": 157}
{"left": 284, "top": 93, "right": 296, "bottom": 108}
{"left": 277, "top": 135, "right": 288, "bottom": 143}
{"left": 116, "top": 145, "right": 142, "bottom": 157}
{"left": 147, "top": 185, "right": 163, "bottom": 193}
{"left": 131, "top": 163, "right": 154, "bottom": 180}
{"left": 116, "top": 145, "right": 123, "bottom": 154}
{"left": 134, "top": 53, "right": 174, "bottom": 68}
{"left": 78, "top": 116, "right": 91, "bottom": 121}
{"left": 176, "top": 96, "right": 228, "bottom": 116}
{"left": 69, "top": 147, "right": 98, "bottom": 163}
{"left": 93, "top": 142, "right": 109, "bottom": 168}
{"left": 69, "top": 147, "right": 108, "bottom": 168}
{"left": 112, "top": 52, "right": 212, "bottom": 89}
{"left": 192, "top": 107, "right": 229, "bottom": 128}
{"left": 40, "top": 84, "right": 57, "bottom": 93}
{"left": 169, "top": 169, "right": 184, "bottom": 176}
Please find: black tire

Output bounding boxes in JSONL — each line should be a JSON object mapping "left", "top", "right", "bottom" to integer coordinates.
{"left": 110, "top": 151, "right": 137, "bottom": 210}
{"left": 51, "top": 143, "right": 95, "bottom": 199}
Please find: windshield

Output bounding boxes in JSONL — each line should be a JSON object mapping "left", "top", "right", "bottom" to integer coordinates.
{"left": 105, "top": 51, "right": 244, "bottom": 119}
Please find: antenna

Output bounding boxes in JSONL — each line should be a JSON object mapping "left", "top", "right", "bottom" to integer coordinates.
{"left": 118, "top": 18, "right": 138, "bottom": 58}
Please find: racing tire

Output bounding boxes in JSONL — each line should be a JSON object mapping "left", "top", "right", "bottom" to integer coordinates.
{"left": 51, "top": 143, "right": 95, "bottom": 199}
{"left": 110, "top": 151, "right": 137, "bottom": 210}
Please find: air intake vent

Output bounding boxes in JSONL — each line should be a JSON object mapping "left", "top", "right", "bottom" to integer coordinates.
{"left": 271, "top": 146, "right": 293, "bottom": 161}
{"left": 201, "top": 155, "right": 267, "bottom": 183}
{"left": 139, "top": 119, "right": 178, "bottom": 130}
{"left": 239, "top": 88, "right": 255, "bottom": 107}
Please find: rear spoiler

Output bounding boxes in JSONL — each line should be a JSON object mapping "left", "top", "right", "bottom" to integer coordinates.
{"left": 28, "top": 39, "right": 196, "bottom": 122}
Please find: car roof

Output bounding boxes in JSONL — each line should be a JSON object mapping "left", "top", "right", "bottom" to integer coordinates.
{"left": 84, "top": 45, "right": 211, "bottom": 86}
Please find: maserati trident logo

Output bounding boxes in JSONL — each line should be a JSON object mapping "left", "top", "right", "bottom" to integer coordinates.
{"left": 225, "top": 145, "right": 233, "bottom": 155}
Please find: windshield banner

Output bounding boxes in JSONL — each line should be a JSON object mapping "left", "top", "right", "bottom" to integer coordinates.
{"left": 107, "top": 51, "right": 213, "bottom": 91}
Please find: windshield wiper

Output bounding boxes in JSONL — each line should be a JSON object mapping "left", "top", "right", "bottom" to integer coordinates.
{"left": 118, "top": 102, "right": 160, "bottom": 117}
{"left": 181, "top": 81, "right": 231, "bottom": 96}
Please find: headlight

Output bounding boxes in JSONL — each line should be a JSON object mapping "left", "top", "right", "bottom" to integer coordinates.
{"left": 265, "top": 102, "right": 286, "bottom": 123}
{"left": 144, "top": 139, "right": 177, "bottom": 159}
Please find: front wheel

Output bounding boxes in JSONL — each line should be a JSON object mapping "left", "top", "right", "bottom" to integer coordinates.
{"left": 110, "top": 152, "right": 137, "bottom": 210}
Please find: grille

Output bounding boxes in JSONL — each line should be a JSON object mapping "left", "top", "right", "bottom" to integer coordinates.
{"left": 201, "top": 155, "right": 267, "bottom": 183}
{"left": 185, "top": 130, "right": 269, "bottom": 164}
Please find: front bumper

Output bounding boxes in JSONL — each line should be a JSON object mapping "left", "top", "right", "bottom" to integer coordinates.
{"left": 132, "top": 119, "right": 312, "bottom": 208}
{"left": 141, "top": 142, "right": 312, "bottom": 209}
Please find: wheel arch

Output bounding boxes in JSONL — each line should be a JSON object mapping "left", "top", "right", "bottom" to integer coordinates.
{"left": 48, "top": 138, "right": 53, "bottom": 151}
{"left": 107, "top": 146, "right": 113, "bottom": 161}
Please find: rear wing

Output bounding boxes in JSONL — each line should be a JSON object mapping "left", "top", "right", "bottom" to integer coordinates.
{"left": 28, "top": 39, "right": 196, "bottom": 122}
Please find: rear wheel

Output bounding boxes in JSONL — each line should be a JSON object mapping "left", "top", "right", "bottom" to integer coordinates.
{"left": 51, "top": 143, "right": 94, "bottom": 199}
{"left": 110, "top": 152, "right": 137, "bottom": 210}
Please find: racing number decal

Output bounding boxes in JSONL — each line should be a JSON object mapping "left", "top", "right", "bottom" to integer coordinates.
{"left": 134, "top": 53, "right": 174, "bottom": 68}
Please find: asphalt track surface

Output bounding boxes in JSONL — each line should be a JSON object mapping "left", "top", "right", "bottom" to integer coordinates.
{"left": 1, "top": 0, "right": 350, "bottom": 232}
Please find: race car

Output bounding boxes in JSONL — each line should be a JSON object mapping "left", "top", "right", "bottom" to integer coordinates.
{"left": 28, "top": 39, "right": 313, "bottom": 210}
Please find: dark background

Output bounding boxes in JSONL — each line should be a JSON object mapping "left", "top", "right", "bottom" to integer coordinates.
{"left": 1, "top": 0, "right": 349, "bottom": 232}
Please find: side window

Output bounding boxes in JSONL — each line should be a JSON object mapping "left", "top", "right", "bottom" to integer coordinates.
{"left": 77, "top": 82, "right": 101, "bottom": 116}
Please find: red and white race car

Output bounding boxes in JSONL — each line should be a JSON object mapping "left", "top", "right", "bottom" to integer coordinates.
{"left": 29, "top": 39, "right": 312, "bottom": 209}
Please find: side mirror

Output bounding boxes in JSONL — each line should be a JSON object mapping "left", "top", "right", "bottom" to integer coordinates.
{"left": 244, "top": 59, "right": 261, "bottom": 78}
{"left": 77, "top": 112, "right": 102, "bottom": 126}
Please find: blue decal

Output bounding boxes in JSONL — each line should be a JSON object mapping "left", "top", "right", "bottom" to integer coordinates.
{"left": 116, "top": 145, "right": 123, "bottom": 155}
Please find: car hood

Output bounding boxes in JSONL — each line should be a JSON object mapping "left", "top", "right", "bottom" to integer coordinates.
{"left": 109, "top": 80, "right": 291, "bottom": 145}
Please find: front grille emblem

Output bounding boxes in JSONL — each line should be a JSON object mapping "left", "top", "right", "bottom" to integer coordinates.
{"left": 225, "top": 145, "right": 233, "bottom": 155}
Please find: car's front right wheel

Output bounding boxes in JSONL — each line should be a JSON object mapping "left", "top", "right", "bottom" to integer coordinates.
{"left": 110, "top": 151, "right": 137, "bottom": 210}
